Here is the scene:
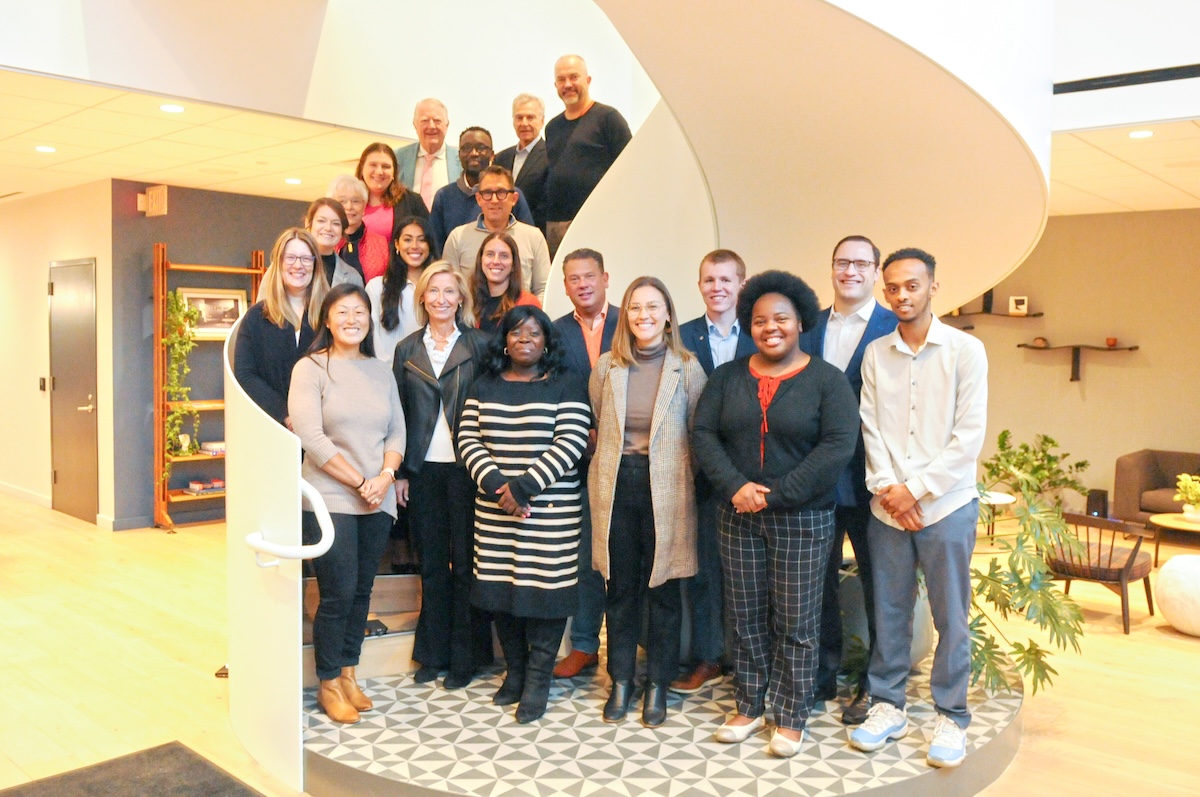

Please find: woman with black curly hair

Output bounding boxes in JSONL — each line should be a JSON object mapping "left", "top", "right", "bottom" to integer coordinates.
{"left": 692, "top": 269, "right": 858, "bottom": 757}
{"left": 457, "top": 306, "right": 591, "bottom": 723}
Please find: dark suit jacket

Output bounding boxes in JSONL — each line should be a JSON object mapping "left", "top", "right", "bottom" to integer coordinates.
{"left": 799, "top": 302, "right": 899, "bottom": 506}
{"left": 495, "top": 139, "right": 548, "bottom": 233}
{"left": 233, "top": 302, "right": 317, "bottom": 425}
{"left": 553, "top": 304, "right": 620, "bottom": 377}
{"left": 678, "top": 315, "right": 757, "bottom": 376}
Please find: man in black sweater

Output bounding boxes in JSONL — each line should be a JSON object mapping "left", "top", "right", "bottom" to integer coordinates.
{"left": 543, "top": 55, "right": 632, "bottom": 259}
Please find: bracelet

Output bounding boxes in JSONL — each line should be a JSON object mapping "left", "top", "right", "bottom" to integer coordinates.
{"left": 381, "top": 467, "right": 396, "bottom": 481}
{"left": 357, "top": 476, "right": 366, "bottom": 489}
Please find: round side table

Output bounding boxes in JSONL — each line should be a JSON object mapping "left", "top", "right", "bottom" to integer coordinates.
{"left": 980, "top": 491, "right": 1016, "bottom": 538}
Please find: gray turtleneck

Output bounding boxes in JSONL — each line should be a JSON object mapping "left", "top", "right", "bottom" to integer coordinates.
{"left": 622, "top": 340, "right": 667, "bottom": 455}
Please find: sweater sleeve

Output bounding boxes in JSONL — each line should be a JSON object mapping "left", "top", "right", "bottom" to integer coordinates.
{"left": 457, "top": 381, "right": 508, "bottom": 497}
{"left": 233, "top": 306, "right": 287, "bottom": 424}
{"left": 528, "top": 233, "right": 551, "bottom": 301}
{"left": 383, "top": 367, "right": 407, "bottom": 458}
{"left": 509, "top": 375, "right": 592, "bottom": 506}
{"left": 691, "top": 366, "right": 753, "bottom": 504}
{"left": 288, "top": 357, "right": 340, "bottom": 467}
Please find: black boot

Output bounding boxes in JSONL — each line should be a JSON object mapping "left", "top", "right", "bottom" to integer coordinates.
{"left": 493, "top": 613, "right": 527, "bottom": 706}
{"left": 516, "top": 618, "right": 564, "bottom": 723}
{"left": 642, "top": 683, "right": 668, "bottom": 728}
{"left": 603, "top": 680, "right": 635, "bottom": 723}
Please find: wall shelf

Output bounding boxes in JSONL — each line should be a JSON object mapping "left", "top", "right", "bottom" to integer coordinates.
{"left": 1017, "top": 342, "right": 1139, "bottom": 382}
{"left": 948, "top": 310, "right": 1044, "bottom": 319}
{"left": 167, "top": 489, "right": 226, "bottom": 503}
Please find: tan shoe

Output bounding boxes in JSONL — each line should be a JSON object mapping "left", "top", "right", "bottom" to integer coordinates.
{"left": 552, "top": 650, "right": 599, "bottom": 678}
{"left": 339, "top": 666, "right": 373, "bottom": 712}
{"left": 669, "top": 662, "right": 723, "bottom": 694}
{"left": 318, "top": 678, "right": 360, "bottom": 724}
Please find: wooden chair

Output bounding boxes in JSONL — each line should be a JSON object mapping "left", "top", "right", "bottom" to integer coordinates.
{"left": 1048, "top": 513, "right": 1155, "bottom": 634}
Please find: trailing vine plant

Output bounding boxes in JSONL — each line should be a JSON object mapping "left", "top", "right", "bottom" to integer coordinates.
{"left": 160, "top": 289, "right": 201, "bottom": 483}
{"left": 972, "top": 431, "right": 1089, "bottom": 694}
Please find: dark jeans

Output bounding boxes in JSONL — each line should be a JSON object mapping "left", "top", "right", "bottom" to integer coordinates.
{"left": 815, "top": 504, "right": 875, "bottom": 695}
{"left": 303, "top": 510, "right": 392, "bottom": 682}
{"left": 605, "top": 456, "right": 682, "bottom": 685}
{"left": 684, "top": 491, "right": 726, "bottom": 665}
{"left": 409, "top": 462, "right": 486, "bottom": 675}
{"left": 570, "top": 485, "right": 605, "bottom": 654}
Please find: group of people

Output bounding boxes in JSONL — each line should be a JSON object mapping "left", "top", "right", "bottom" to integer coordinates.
{"left": 231, "top": 53, "right": 989, "bottom": 770}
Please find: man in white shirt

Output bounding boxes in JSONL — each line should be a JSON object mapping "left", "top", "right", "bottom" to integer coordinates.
{"left": 799, "top": 236, "right": 897, "bottom": 726}
{"left": 851, "top": 248, "right": 987, "bottom": 769}
{"left": 495, "top": 94, "right": 549, "bottom": 235}
{"left": 395, "top": 98, "right": 461, "bottom": 209}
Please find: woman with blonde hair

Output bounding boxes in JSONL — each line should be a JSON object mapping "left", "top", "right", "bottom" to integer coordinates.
{"left": 392, "top": 261, "right": 491, "bottom": 689}
{"left": 589, "top": 276, "right": 707, "bottom": 727}
{"left": 471, "top": 231, "right": 540, "bottom": 333}
{"left": 234, "top": 227, "right": 329, "bottom": 427}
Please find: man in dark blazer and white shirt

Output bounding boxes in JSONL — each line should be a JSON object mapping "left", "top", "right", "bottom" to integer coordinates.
{"left": 674, "top": 249, "right": 756, "bottom": 694}
{"left": 494, "top": 93, "right": 548, "bottom": 236}
{"left": 800, "top": 235, "right": 898, "bottom": 725}
{"left": 550, "top": 247, "right": 620, "bottom": 678}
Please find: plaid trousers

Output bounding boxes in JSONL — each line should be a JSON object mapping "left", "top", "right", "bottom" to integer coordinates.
{"left": 718, "top": 504, "right": 834, "bottom": 731}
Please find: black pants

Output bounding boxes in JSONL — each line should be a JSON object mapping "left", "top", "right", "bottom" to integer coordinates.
{"left": 815, "top": 505, "right": 875, "bottom": 695}
{"left": 605, "top": 456, "right": 682, "bottom": 685}
{"left": 303, "top": 510, "right": 392, "bottom": 682}
{"left": 409, "top": 462, "right": 486, "bottom": 675}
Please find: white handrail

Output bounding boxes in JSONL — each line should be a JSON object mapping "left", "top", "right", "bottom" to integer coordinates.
{"left": 244, "top": 479, "right": 335, "bottom": 568}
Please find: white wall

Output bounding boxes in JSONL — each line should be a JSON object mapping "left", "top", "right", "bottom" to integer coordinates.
{"left": 0, "top": 180, "right": 113, "bottom": 520}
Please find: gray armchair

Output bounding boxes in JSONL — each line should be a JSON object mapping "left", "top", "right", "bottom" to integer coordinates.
{"left": 1113, "top": 449, "right": 1200, "bottom": 526}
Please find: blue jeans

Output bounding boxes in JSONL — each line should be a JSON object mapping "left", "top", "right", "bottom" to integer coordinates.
{"left": 569, "top": 486, "right": 605, "bottom": 654}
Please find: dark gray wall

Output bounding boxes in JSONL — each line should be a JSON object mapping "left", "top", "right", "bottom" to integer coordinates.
{"left": 111, "top": 179, "right": 308, "bottom": 529}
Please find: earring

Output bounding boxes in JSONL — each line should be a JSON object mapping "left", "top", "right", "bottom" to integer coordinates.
{"left": 503, "top": 347, "right": 509, "bottom": 355}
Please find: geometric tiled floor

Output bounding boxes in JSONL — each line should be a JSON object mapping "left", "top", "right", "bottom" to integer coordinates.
{"left": 303, "top": 662, "right": 1023, "bottom": 797}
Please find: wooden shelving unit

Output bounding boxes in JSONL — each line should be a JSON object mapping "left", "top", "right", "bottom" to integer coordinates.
{"left": 153, "top": 243, "right": 263, "bottom": 530}
{"left": 1017, "top": 342, "right": 1139, "bottom": 382}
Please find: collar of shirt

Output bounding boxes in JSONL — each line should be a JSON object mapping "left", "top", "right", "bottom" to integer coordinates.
{"left": 474, "top": 213, "right": 517, "bottom": 231}
{"left": 517, "top": 138, "right": 541, "bottom": 155}
{"left": 887, "top": 312, "right": 948, "bottom": 356}
{"left": 573, "top": 303, "right": 608, "bottom": 330}
{"left": 455, "top": 173, "right": 474, "bottom": 196}
{"left": 421, "top": 143, "right": 446, "bottom": 161}
{"left": 831, "top": 297, "right": 877, "bottom": 324}
{"left": 423, "top": 324, "right": 462, "bottom": 350}
{"left": 706, "top": 315, "right": 739, "bottom": 339}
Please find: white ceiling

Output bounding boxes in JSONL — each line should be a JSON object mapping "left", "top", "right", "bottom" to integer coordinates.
{"left": 2, "top": 68, "right": 1200, "bottom": 216}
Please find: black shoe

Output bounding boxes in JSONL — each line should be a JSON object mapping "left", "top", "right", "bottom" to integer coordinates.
{"left": 515, "top": 689, "right": 548, "bottom": 723}
{"left": 413, "top": 665, "right": 440, "bottom": 684}
{"left": 493, "top": 674, "right": 525, "bottom": 706}
{"left": 841, "top": 688, "right": 871, "bottom": 726}
{"left": 603, "top": 680, "right": 635, "bottom": 723}
{"left": 812, "top": 684, "right": 838, "bottom": 702}
{"left": 641, "top": 683, "right": 668, "bottom": 728}
{"left": 443, "top": 671, "right": 473, "bottom": 690}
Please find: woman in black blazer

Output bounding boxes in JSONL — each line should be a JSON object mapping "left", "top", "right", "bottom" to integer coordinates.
{"left": 234, "top": 228, "right": 329, "bottom": 427}
{"left": 391, "top": 260, "right": 490, "bottom": 689}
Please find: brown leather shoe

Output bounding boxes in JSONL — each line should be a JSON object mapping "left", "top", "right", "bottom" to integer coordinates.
{"left": 669, "top": 661, "right": 723, "bottom": 694}
{"left": 552, "top": 649, "right": 599, "bottom": 678}
{"left": 318, "top": 679, "right": 360, "bottom": 724}
{"left": 339, "top": 666, "right": 373, "bottom": 711}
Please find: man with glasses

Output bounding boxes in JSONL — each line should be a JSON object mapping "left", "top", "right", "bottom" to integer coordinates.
{"left": 442, "top": 164, "right": 551, "bottom": 300}
{"left": 396, "top": 98, "right": 459, "bottom": 210}
{"left": 428, "top": 127, "right": 536, "bottom": 252}
{"left": 799, "top": 235, "right": 897, "bottom": 725}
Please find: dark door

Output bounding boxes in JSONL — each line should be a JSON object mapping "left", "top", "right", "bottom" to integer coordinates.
{"left": 49, "top": 259, "right": 99, "bottom": 524}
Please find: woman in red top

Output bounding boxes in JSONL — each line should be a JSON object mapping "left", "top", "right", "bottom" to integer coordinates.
{"left": 471, "top": 231, "right": 540, "bottom": 334}
{"left": 329, "top": 174, "right": 390, "bottom": 282}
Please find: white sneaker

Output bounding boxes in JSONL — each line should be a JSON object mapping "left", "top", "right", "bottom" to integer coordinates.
{"left": 926, "top": 715, "right": 967, "bottom": 768}
{"left": 848, "top": 702, "right": 908, "bottom": 752}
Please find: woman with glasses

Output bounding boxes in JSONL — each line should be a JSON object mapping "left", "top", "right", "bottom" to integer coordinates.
{"left": 329, "top": 174, "right": 390, "bottom": 283}
{"left": 692, "top": 270, "right": 857, "bottom": 757}
{"left": 305, "top": 197, "right": 363, "bottom": 288}
{"left": 366, "top": 216, "right": 436, "bottom": 365}
{"left": 589, "top": 277, "right": 706, "bottom": 727}
{"left": 471, "top": 231, "right": 540, "bottom": 334}
{"left": 234, "top": 227, "right": 329, "bottom": 428}
{"left": 356, "top": 142, "right": 429, "bottom": 250}
{"left": 289, "top": 282, "right": 407, "bottom": 724}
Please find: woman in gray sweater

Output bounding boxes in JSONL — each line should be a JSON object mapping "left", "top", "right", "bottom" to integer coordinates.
{"left": 289, "top": 282, "right": 406, "bottom": 724}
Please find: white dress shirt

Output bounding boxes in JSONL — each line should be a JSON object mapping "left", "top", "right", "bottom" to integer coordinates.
{"left": 412, "top": 143, "right": 450, "bottom": 195}
{"left": 423, "top": 325, "right": 462, "bottom": 463}
{"left": 512, "top": 138, "right": 539, "bottom": 181}
{"left": 859, "top": 315, "right": 988, "bottom": 528}
{"left": 823, "top": 298, "right": 876, "bottom": 371}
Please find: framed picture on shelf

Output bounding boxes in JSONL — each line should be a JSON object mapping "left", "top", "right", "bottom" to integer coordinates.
{"left": 1008, "top": 296, "right": 1028, "bottom": 316}
{"left": 178, "top": 287, "right": 247, "bottom": 340}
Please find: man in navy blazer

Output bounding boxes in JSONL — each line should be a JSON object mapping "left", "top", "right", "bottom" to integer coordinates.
{"left": 673, "top": 249, "right": 756, "bottom": 694}
{"left": 800, "top": 235, "right": 898, "bottom": 725}
{"left": 550, "top": 247, "right": 620, "bottom": 678}
{"left": 395, "top": 98, "right": 461, "bottom": 208}
{"left": 494, "top": 93, "right": 549, "bottom": 235}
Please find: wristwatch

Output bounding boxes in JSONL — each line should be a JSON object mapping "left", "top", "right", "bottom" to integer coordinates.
{"left": 381, "top": 467, "right": 397, "bottom": 481}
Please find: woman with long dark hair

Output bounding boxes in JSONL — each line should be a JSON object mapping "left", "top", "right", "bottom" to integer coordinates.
{"left": 471, "top": 231, "right": 539, "bottom": 333}
{"left": 589, "top": 276, "right": 707, "bottom": 727}
{"left": 356, "top": 142, "right": 429, "bottom": 248}
{"left": 289, "top": 282, "right": 406, "bottom": 724}
{"left": 458, "top": 306, "right": 590, "bottom": 723}
{"left": 692, "top": 270, "right": 857, "bottom": 756}
{"left": 366, "top": 216, "right": 436, "bottom": 365}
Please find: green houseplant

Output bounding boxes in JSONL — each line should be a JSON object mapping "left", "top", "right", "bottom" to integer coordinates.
{"left": 160, "top": 289, "right": 201, "bottom": 483}
{"left": 1175, "top": 473, "right": 1200, "bottom": 521}
{"left": 973, "top": 431, "right": 1089, "bottom": 694}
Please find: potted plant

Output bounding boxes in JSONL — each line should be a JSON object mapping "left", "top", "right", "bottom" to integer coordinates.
{"left": 160, "top": 289, "right": 201, "bottom": 483}
{"left": 1175, "top": 473, "right": 1200, "bottom": 522}
{"left": 974, "top": 431, "right": 1089, "bottom": 694}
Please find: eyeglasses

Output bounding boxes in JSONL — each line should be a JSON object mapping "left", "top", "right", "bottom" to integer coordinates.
{"left": 282, "top": 254, "right": 315, "bottom": 266}
{"left": 459, "top": 143, "right": 492, "bottom": 155}
{"left": 832, "top": 259, "right": 876, "bottom": 273}
{"left": 478, "top": 188, "right": 513, "bottom": 201}
{"left": 626, "top": 302, "right": 665, "bottom": 316}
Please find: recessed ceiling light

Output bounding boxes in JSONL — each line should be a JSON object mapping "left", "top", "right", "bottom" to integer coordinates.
{"left": 35, "top": 145, "right": 56, "bottom": 153}
{"left": 1129, "top": 130, "right": 1154, "bottom": 139}
{"left": 285, "top": 178, "right": 302, "bottom": 185}
{"left": 160, "top": 104, "right": 185, "bottom": 113}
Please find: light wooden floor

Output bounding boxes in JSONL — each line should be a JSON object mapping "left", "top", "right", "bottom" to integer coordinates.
{"left": 0, "top": 491, "right": 1197, "bottom": 796}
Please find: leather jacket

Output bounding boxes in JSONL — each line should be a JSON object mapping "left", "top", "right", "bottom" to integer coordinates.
{"left": 392, "top": 323, "right": 489, "bottom": 477}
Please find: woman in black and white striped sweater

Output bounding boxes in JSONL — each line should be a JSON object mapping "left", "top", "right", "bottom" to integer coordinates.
{"left": 458, "top": 306, "right": 591, "bottom": 723}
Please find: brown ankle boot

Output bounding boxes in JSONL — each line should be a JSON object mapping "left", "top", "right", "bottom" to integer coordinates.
{"left": 318, "top": 678, "right": 360, "bottom": 723}
{"left": 339, "top": 666, "right": 373, "bottom": 711}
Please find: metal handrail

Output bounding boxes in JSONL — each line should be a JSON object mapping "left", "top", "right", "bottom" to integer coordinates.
{"left": 244, "top": 479, "right": 335, "bottom": 568}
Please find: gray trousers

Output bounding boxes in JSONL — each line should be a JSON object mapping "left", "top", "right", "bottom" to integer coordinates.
{"left": 866, "top": 499, "right": 977, "bottom": 729}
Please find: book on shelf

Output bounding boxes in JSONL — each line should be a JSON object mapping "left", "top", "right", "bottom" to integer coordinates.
{"left": 184, "top": 479, "right": 225, "bottom": 495}
{"left": 200, "top": 440, "right": 226, "bottom": 454}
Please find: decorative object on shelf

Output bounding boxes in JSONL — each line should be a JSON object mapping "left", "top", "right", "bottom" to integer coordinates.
{"left": 1031, "top": 336, "right": 1049, "bottom": 348}
{"left": 1105, "top": 337, "right": 1118, "bottom": 348}
{"left": 1175, "top": 473, "right": 1200, "bottom": 522}
{"left": 982, "top": 288, "right": 994, "bottom": 313}
{"left": 161, "top": 288, "right": 201, "bottom": 483}
{"left": 975, "top": 430, "right": 1089, "bottom": 694}
{"left": 177, "top": 287, "right": 248, "bottom": 341}
{"left": 1008, "top": 296, "right": 1028, "bottom": 316}
{"left": 1017, "top": 341, "right": 1139, "bottom": 382}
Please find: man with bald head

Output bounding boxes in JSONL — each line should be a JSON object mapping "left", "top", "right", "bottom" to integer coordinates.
{"left": 543, "top": 55, "right": 631, "bottom": 258}
{"left": 396, "top": 98, "right": 461, "bottom": 210}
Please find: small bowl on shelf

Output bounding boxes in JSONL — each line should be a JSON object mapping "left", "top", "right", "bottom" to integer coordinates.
{"left": 1031, "top": 337, "right": 1049, "bottom": 349}
{"left": 1105, "top": 337, "right": 1118, "bottom": 348}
